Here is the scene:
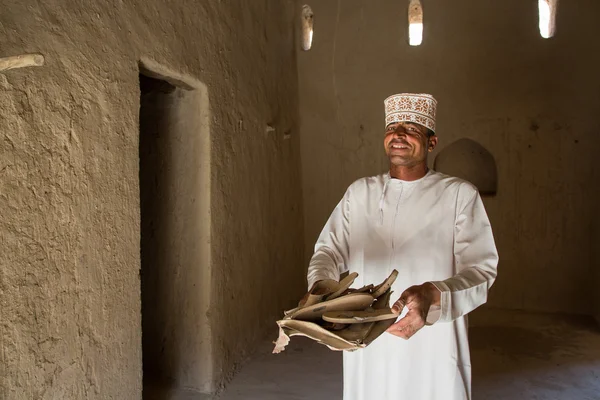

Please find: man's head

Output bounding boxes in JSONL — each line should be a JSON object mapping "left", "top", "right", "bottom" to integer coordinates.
{"left": 384, "top": 121, "right": 437, "bottom": 167}
{"left": 383, "top": 93, "right": 438, "bottom": 167}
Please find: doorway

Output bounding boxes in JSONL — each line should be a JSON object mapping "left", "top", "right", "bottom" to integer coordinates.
{"left": 139, "top": 66, "right": 212, "bottom": 395}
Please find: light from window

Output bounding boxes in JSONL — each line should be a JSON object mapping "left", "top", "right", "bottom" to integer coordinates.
{"left": 538, "top": 0, "right": 557, "bottom": 38}
{"left": 408, "top": 0, "right": 423, "bottom": 46}
{"left": 409, "top": 23, "right": 423, "bottom": 46}
{"left": 301, "top": 5, "right": 314, "bottom": 51}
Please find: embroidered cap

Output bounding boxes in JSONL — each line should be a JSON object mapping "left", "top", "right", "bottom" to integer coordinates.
{"left": 384, "top": 93, "right": 437, "bottom": 133}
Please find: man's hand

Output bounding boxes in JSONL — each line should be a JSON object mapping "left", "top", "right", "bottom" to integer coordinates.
{"left": 385, "top": 282, "right": 441, "bottom": 340}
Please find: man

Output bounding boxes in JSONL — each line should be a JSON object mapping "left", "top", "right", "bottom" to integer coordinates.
{"left": 306, "top": 93, "right": 499, "bottom": 400}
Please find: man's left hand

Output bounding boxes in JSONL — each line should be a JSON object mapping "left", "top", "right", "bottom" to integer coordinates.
{"left": 385, "top": 282, "right": 441, "bottom": 340}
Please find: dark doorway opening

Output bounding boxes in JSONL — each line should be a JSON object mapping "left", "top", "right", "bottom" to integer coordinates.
{"left": 139, "top": 68, "right": 212, "bottom": 397}
{"left": 140, "top": 74, "right": 178, "bottom": 391}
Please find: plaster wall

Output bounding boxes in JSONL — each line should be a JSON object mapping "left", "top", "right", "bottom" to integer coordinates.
{"left": 596, "top": 224, "right": 600, "bottom": 326}
{"left": 595, "top": 164, "right": 600, "bottom": 326}
{"left": 0, "top": 1, "right": 305, "bottom": 398}
{"left": 298, "top": 0, "right": 600, "bottom": 315}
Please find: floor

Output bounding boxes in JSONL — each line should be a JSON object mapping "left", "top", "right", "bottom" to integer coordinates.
{"left": 215, "top": 309, "right": 600, "bottom": 400}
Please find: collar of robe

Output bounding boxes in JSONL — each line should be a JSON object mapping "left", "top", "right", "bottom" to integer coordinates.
{"left": 378, "top": 169, "right": 432, "bottom": 224}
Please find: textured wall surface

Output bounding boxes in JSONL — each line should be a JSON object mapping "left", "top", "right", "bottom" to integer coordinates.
{"left": 595, "top": 164, "right": 600, "bottom": 325}
{"left": 298, "top": 0, "right": 600, "bottom": 315}
{"left": 0, "top": 1, "right": 305, "bottom": 398}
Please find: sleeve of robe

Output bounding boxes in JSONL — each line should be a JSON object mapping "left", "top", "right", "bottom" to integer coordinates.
{"left": 306, "top": 189, "right": 351, "bottom": 291}
{"left": 429, "top": 189, "right": 499, "bottom": 323}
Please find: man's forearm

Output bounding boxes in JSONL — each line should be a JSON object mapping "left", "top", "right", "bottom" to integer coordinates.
{"left": 307, "top": 248, "right": 341, "bottom": 290}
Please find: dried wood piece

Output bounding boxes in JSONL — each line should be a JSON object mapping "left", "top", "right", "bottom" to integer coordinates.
{"left": 371, "top": 269, "right": 399, "bottom": 298}
{"left": 275, "top": 319, "right": 360, "bottom": 352}
{"left": 336, "top": 322, "right": 375, "bottom": 342}
{"left": 325, "top": 272, "right": 359, "bottom": 301}
{"left": 364, "top": 317, "right": 397, "bottom": 345}
{"left": 373, "top": 289, "right": 393, "bottom": 310}
{"left": 287, "top": 293, "right": 373, "bottom": 322}
{"left": 342, "top": 284, "right": 374, "bottom": 297}
{"left": 322, "top": 308, "right": 397, "bottom": 324}
{"left": 353, "top": 284, "right": 373, "bottom": 293}
{"left": 302, "top": 278, "right": 339, "bottom": 307}
{"left": 272, "top": 327, "right": 291, "bottom": 354}
{"left": 0, "top": 54, "right": 45, "bottom": 72}
{"left": 274, "top": 270, "right": 400, "bottom": 352}
{"left": 289, "top": 279, "right": 340, "bottom": 315}
{"left": 320, "top": 321, "right": 348, "bottom": 331}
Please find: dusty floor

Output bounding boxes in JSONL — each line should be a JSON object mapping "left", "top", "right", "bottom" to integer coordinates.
{"left": 213, "top": 309, "right": 600, "bottom": 400}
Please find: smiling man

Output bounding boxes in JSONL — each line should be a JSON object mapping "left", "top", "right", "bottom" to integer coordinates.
{"left": 305, "top": 93, "right": 499, "bottom": 400}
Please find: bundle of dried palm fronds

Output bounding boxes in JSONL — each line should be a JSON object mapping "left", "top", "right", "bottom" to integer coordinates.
{"left": 273, "top": 270, "right": 399, "bottom": 353}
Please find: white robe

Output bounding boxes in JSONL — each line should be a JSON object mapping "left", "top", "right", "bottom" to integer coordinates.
{"left": 307, "top": 170, "right": 499, "bottom": 400}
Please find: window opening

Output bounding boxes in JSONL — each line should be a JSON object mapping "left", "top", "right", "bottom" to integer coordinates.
{"left": 408, "top": 0, "right": 423, "bottom": 46}
{"left": 301, "top": 5, "right": 314, "bottom": 51}
{"left": 539, "top": 0, "right": 557, "bottom": 38}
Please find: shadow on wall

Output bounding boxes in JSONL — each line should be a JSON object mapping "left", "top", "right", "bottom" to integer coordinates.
{"left": 434, "top": 138, "right": 497, "bottom": 196}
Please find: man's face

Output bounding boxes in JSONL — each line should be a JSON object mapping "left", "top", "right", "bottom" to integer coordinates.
{"left": 384, "top": 121, "right": 437, "bottom": 167}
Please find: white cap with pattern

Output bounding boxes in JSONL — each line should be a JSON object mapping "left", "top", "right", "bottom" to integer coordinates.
{"left": 384, "top": 93, "right": 438, "bottom": 133}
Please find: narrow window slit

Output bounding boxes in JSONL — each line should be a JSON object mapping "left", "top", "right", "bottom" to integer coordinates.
{"left": 408, "top": 0, "right": 423, "bottom": 46}
{"left": 539, "top": 0, "right": 558, "bottom": 39}
{"left": 301, "top": 5, "right": 314, "bottom": 51}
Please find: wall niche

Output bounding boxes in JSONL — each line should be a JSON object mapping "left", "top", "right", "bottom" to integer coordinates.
{"left": 434, "top": 138, "right": 498, "bottom": 196}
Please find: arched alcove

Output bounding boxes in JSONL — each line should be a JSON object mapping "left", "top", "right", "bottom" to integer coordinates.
{"left": 434, "top": 138, "right": 498, "bottom": 195}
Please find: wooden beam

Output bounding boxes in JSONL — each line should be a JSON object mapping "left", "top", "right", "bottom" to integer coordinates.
{"left": 0, "top": 54, "right": 45, "bottom": 72}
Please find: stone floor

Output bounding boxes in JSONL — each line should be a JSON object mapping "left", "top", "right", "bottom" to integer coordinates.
{"left": 215, "top": 309, "right": 600, "bottom": 400}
